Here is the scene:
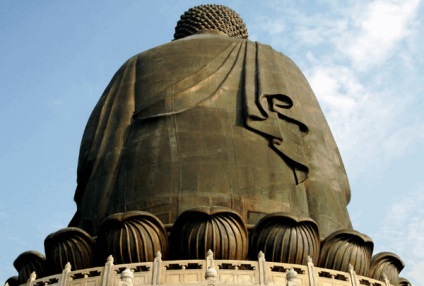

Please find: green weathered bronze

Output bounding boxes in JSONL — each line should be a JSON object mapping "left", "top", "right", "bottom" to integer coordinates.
{"left": 69, "top": 4, "right": 352, "bottom": 239}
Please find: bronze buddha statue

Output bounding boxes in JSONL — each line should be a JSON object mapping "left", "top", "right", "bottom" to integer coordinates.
{"left": 9, "top": 6, "right": 409, "bottom": 285}
{"left": 69, "top": 4, "right": 352, "bottom": 239}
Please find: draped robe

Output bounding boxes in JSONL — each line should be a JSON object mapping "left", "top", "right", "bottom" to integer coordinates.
{"left": 70, "top": 32, "right": 352, "bottom": 238}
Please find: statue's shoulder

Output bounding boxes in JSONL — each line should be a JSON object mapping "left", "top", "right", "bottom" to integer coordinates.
{"left": 255, "top": 41, "right": 292, "bottom": 61}
{"left": 123, "top": 33, "right": 246, "bottom": 65}
{"left": 254, "top": 41, "right": 302, "bottom": 72}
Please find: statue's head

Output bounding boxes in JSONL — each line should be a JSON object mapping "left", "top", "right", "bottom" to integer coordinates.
{"left": 174, "top": 4, "right": 248, "bottom": 40}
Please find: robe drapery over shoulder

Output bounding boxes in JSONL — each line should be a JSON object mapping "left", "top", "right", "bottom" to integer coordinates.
{"left": 70, "top": 32, "right": 352, "bottom": 238}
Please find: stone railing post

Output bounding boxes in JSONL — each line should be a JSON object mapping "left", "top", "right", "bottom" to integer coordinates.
{"left": 206, "top": 250, "right": 215, "bottom": 270}
{"left": 101, "top": 256, "right": 115, "bottom": 286}
{"left": 286, "top": 268, "right": 299, "bottom": 286}
{"left": 348, "top": 264, "right": 359, "bottom": 286}
{"left": 306, "top": 256, "right": 317, "bottom": 286}
{"left": 59, "top": 263, "right": 72, "bottom": 286}
{"left": 120, "top": 268, "right": 133, "bottom": 286}
{"left": 205, "top": 250, "right": 217, "bottom": 285}
{"left": 26, "top": 272, "right": 36, "bottom": 286}
{"left": 258, "top": 251, "right": 267, "bottom": 285}
{"left": 152, "top": 251, "right": 162, "bottom": 285}
{"left": 382, "top": 273, "right": 391, "bottom": 286}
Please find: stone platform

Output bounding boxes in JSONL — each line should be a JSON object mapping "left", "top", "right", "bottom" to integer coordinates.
{"left": 16, "top": 251, "right": 396, "bottom": 286}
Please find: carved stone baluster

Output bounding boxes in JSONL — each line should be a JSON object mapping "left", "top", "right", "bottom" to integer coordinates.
{"left": 205, "top": 250, "right": 217, "bottom": 283}
{"left": 101, "top": 256, "right": 114, "bottom": 286}
{"left": 286, "top": 268, "right": 299, "bottom": 286}
{"left": 120, "top": 268, "right": 133, "bottom": 286}
{"left": 306, "top": 256, "right": 317, "bottom": 286}
{"left": 26, "top": 272, "right": 36, "bottom": 286}
{"left": 58, "top": 263, "right": 71, "bottom": 286}
{"left": 258, "top": 252, "right": 267, "bottom": 285}
{"left": 348, "top": 264, "right": 359, "bottom": 286}
{"left": 206, "top": 250, "right": 215, "bottom": 270}
{"left": 152, "top": 251, "right": 162, "bottom": 286}
{"left": 382, "top": 273, "right": 390, "bottom": 286}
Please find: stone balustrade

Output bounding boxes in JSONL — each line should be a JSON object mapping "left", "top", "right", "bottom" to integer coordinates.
{"left": 10, "top": 251, "right": 393, "bottom": 286}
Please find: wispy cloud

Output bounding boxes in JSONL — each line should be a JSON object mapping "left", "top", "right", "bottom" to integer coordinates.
{"left": 305, "top": 62, "right": 423, "bottom": 178}
{"left": 250, "top": 3, "right": 423, "bottom": 283}
{"left": 253, "top": 0, "right": 423, "bottom": 179}
{"left": 377, "top": 183, "right": 424, "bottom": 282}
{"left": 342, "top": 0, "right": 421, "bottom": 70}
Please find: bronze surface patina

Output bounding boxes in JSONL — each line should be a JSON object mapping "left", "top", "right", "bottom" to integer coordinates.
{"left": 69, "top": 4, "right": 352, "bottom": 240}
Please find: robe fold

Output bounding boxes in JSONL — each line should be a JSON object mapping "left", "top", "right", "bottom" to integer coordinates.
{"left": 70, "top": 32, "right": 352, "bottom": 238}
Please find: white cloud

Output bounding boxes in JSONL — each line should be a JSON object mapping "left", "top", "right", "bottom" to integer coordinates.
{"left": 252, "top": 15, "right": 424, "bottom": 279}
{"left": 242, "top": 1, "right": 424, "bottom": 284}
{"left": 262, "top": 18, "right": 286, "bottom": 36}
{"left": 305, "top": 63, "right": 414, "bottom": 179}
{"left": 249, "top": 1, "right": 424, "bottom": 183}
{"left": 252, "top": 0, "right": 424, "bottom": 180}
{"left": 274, "top": 0, "right": 424, "bottom": 180}
{"left": 342, "top": 0, "right": 421, "bottom": 70}
{"left": 293, "top": 18, "right": 347, "bottom": 46}
{"left": 376, "top": 184, "right": 424, "bottom": 283}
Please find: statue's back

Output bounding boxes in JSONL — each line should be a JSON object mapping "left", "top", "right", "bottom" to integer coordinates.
{"left": 71, "top": 33, "right": 351, "bottom": 238}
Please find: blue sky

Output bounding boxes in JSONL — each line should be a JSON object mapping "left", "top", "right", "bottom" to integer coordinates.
{"left": 1, "top": 1, "right": 423, "bottom": 284}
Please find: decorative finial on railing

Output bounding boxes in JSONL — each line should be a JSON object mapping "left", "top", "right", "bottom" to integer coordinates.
{"left": 121, "top": 268, "right": 134, "bottom": 281}
{"left": 307, "top": 255, "right": 312, "bottom": 263}
{"left": 29, "top": 272, "right": 36, "bottom": 281}
{"left": 348, "top": 263, "right": 354, "bottom": 271}
{"left": 154, "top": 251, "right": 162, "bottom": 263}
{"left": 206, "top": 249, "right": 215, "bottom": 270}
{"left": 205, "top": 266, "right": 218, "bottom": 280}
{"left": 286, "top": 268, "right": 298, "bottom": 281}
{"left": 258, "top": 251, "right": 265, "bottom": 259}
{"left": 207, "top": 249, "right": 214, "bottom": 258}
{"left": 64, "top": 262, "right": 71, "bottom": 271}
{"left": 106, "top": 255, "right": 115, "bottom": 265}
